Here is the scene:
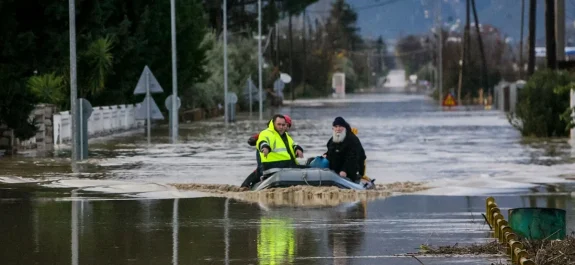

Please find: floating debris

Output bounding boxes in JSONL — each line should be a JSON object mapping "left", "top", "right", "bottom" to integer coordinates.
{"left": 170, "top": 181, "right": 429, "bottom": 207}
{"left": 522, "top": 235, "right": 575, "bottom": 265}
{"left": 413, "top": 235, "right": 575, "bottom": 265}
{"left": 418, "top": 240, "right": 506, "bottom": 255}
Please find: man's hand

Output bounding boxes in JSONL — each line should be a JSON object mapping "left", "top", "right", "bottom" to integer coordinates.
{"left": 322, "top": 153, "right": 327, "bottom": 158}
{"left": 262, "top": 147, "right": 270, "bottom": 158}
{"left": 339, "top": 171, "right": 347, "bottom": 178}
{"left": 296, "top": 149, "right": 303, "bottom": 158}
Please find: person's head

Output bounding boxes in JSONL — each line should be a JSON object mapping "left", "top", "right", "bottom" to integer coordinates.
{"left": 271, "top": 114, "right": 288, "bottom": 134}
{"left": 283, "top": 114, "right": 292, "bottom": 131}
{"left": 332, "top": 116, "right": 348, "bottom": 143}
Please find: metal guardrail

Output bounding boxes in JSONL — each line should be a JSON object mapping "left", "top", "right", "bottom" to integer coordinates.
{"left": 485, "top": 197, "right": 536, "bottom": 265}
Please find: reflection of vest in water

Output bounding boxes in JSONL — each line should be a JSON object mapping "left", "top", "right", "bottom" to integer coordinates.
{"left": 257, "top": 218, "right": 296, "bottom": 265}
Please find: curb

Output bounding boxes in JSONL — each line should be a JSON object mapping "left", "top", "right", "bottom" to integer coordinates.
{"left": 485, "top": 197, "right": 536, "bottom": 265}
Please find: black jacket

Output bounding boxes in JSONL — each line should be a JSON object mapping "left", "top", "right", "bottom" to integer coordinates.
{"left": 325, "top": 128, "right": 364, "bottom": 181}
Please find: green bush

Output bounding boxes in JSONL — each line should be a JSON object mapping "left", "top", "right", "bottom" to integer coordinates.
{"left": 508, "top": 69, "right": 575, "bottom": 137}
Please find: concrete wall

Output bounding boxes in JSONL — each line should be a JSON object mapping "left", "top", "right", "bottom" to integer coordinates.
{"left": 571, "top": 89, "right": 574, "bottom": 140}
{"left": 53, "top": 104, "right": 144, "bottom": 146}
{"left": 0, "top": 104, "right": 57, "bottom": 155}
{"left": 17, "top": 104, "right": 57, "bottom": 153}
{"left": 0, "top": 125, "right": 14, "bottom": 155}
{"left": 494, "top": 81, "right": 520, "bottom": 113}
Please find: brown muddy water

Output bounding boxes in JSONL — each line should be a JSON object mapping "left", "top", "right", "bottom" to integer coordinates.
{"left": 2, "top": 93, "right": 575, "bottom": 264}
{"left": 2, "top": 94, "right": 575, "bottom": 198}
{"left": 2, "top": 184, "right": 573, "bottom": 265}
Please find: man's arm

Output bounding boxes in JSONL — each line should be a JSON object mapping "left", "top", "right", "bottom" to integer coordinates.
{"left": 293, "top": 143, "right": 304, "bottom": 153}
{"left": 323, "top": 138, "right": 332, "bottom": 158}
{"left": 256, "top": 131, "right": 272, "bottom": 154}
{"left": 247, "top": 133, "right": 259, "bottom": 146}
{"left": 292, "top": 141, "right": 304, "bottom": 158}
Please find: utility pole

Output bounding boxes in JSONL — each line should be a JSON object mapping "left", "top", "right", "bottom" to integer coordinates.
{"left": 457, "top": 0, "right": 470, "bottom": 104}
{"left": 275, "top": 23, "right": 279, "bottom": 67}
{"left": 366, "top": 53, "right": 370, "bottom": 89}
{"left": 289, "top": 14, "right": 294, "bottom": 101}
{"left": 471, "top": 0, "right": 489, "bottom": 97}
{"left": 258, "top": 0, "right": 263, "bottom": 121}
{"left": 302, "top": 10, "right": 307, "bottom": 96}
{"left": 223, "top": 0, "right": 229, "bottom": 125}
{"left": 69, "top": 0, "right": 78, "bottom": 162}
{"left": 437, "top": 0, "right": 443, "bottom": 105}
{"left": 170, "top": 0, "right": 178, "bottom": 143}
{"left": 555, "top": 0, "right": 565, "bottom": 63}
{"left": 519, "top": 0, "right": 525, "bottom": 79}
{"left": 545, "top": 0, "right": 557, "bottom": 70}
{"left": 527, "top": 0, "right": 536, "bottom": 76}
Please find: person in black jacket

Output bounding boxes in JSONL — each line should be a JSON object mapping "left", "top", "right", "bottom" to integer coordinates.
{"left": 323, "top": 117, "right": 366, "bottom": 183}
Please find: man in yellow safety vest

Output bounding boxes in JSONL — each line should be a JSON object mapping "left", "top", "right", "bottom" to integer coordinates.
{"left": 256, "top": 114, "right": 304, "bottom": 174}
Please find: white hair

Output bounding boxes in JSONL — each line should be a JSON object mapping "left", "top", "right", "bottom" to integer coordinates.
{"left": 332, "top": 129, "right": 346, "bottom": 143}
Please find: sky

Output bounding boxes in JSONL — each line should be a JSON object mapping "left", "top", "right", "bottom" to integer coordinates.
{"left": 304, "top": 0, "right": 575, "bottom": 48}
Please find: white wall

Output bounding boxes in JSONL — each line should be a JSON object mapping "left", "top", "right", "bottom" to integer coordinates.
{"left": 494, "top": 81, "right": 520, "bottom": 113}
{"left": 53, "top": 104, "right": 145, "bottom": 146}
{"left": 571, "top": 89, "right": 575, "bottom": 140}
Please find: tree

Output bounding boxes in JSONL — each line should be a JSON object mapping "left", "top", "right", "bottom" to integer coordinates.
{"left": 395, "top": 35, "right": 428, "bottom": 77}
{"left": 185, "top": 31, "right": 259, "bottom": 109}
{"left": 325, "top": 0, "right": 362, "bottom": 52}
{"left": 375, "top": 36, "right": 389, "bottom": 75}
{"left": 27, "top": 73, "right": 66, "bottom": 106}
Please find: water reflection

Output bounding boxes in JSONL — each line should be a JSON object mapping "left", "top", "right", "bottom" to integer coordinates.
{"left": 1, "top": 190, "right": 574, "bottom": 265}
{"left": 257, "top": 217, "right": 296, "bottom": 265}
{"left": 256, "top": 200, "right": 367, "bottom": 265}
{"left": 173, "top": 198, "right": 179, "bottom": 265}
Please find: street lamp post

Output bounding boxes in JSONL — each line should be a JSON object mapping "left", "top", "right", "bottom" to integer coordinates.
{"left": 170, "top": 0, "right": 178, "bottom": 143}
{"left": 258, "top": 0, "right": 263, "bottom": 121}
{"left": 69, "top": 0, "right": 78, "bottom": 162}
{"left": 223, "top": 0, "right": 229, "bottom": 125}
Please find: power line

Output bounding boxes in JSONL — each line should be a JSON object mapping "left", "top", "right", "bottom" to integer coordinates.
{"left": 307, "top": 0, "right": 403, "bottom": 13}
{"left": 353, "top": 0, "right": 404, "bottom": 11}
{"left": 346, "top": 47, "right": 431, "bottom": 57}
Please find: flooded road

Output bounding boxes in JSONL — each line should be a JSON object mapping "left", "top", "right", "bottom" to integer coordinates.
{"left": 2, "top": 93, "right": 575, "bottom": 264}
{"left": 2, "top": 93, "right": 574, "bottom": 196}
{"left": 2, "top": 185, "right": 573, "bottom": 265}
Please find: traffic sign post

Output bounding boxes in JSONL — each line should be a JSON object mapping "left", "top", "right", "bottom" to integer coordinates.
{"left": 165, "top": 95, "right": 181, "bottom": 140}
{"left": 442, "top": 92, "right": 457, "bottom": 108}
{"left": 227, "top": 92, "right": 238, "bottom": 122}
{"left": 134, "top": 65, "right": 164, "bottom": 145}
{"left": 247, "top": 77, "right": 254, "bottom": 117}
{"left": 76, "top": 98, "right": 93, "bottom": 160}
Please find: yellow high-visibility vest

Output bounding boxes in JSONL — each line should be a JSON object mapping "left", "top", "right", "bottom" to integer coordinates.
{"left": 256, "top": 120, "right": 298, "bottom": 164}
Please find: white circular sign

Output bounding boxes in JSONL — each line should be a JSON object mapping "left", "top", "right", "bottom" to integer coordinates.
{"left": 228, "top": 92, "right": 238, "bottom": 104}
{"left": 280, "top": 73, "right": 292, "bottom": 84}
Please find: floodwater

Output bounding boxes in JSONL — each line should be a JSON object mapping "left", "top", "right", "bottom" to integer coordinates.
{"left": 2, "top": 185, "right": 573, "bottom": 265}
{"left": 2, "top": 93, "right": 574, "bottom": 196}
{"left": 2, "top": 92, "right": 575, "bottom": 264}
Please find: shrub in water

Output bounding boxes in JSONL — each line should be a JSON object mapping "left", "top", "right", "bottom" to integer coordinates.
{"left": 508, "top": 69, "right": 575, "bottom": 137}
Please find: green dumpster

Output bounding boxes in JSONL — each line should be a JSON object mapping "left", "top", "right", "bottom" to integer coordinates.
{"left": 508, "top": 207, "right": 566, "bottom": 240}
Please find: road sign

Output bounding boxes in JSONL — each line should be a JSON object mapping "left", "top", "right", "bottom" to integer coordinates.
{"left": 280, "top": 73, "right": 292, "bottom": 84}
{"left": 135, "top": 95, "right": 164, "bottom": 120}
{"left": 273, "top": 78, "right": 285, "bottom": 99}
{"left": 165, "top": 95, "right": 181, "bottom": 110}
{"left": 442, "top": 93, "right": 457, "bottom": 107}
{"left": 77, "top": 98, "right": 93, "bottom": 160}
{"left": 79, "top": 98, "right": 93, "bottom": 117}
{"left": 133, "top": 65, "right": 164, "bottom": 95}
{"left": 228, "top": 92, "right": 238, "bottom": 104}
